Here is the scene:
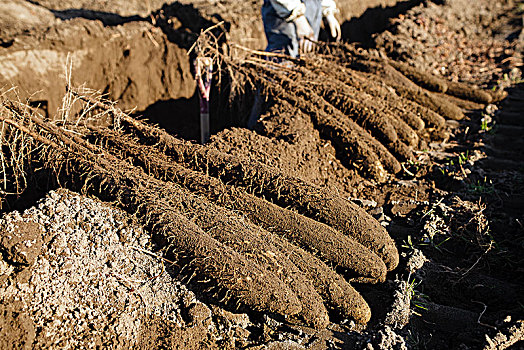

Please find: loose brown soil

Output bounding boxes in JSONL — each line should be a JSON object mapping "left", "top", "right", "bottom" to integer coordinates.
{"left": 1, "top": 0, "right": 523, "bottom": 349}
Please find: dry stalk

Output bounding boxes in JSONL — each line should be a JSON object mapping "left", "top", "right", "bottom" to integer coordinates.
{"left": 0, "top": 91, "right": 49, "bottom": 201}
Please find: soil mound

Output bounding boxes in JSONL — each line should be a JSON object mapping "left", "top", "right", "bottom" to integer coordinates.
{"left": 0, "top": 189, "right": 225, "bottom": 349}
{"left": 0, "top": 14, "right": 194, "bottom": 118}
{"left": 374, "top": 0, "right": 522, "bottom": 85}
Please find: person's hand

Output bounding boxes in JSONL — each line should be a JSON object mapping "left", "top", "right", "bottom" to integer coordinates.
{"left": 294, "top": 15, "right": 315, "bottom": 53}
{"left": 325, "top": 13, "right": 341, "bottom": 41}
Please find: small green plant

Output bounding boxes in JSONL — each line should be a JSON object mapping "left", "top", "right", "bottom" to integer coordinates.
{"left": 402, "top": 159, "right": 422, "bottom": 177}
{"left": 437, "top": 150, "right": 473, "bottom": 178}
{"left": 481, "top": 118, "right": 488, "bottom": 130}
{"left": 408, "top": 159, "right": 420, "bottom": 168}
{"left": 420, "top": 234, "right": 452, "bottom": 253}
{"left": 458, "top": 151, "right": 469, "bottom": 165}
{"left": 480, "top": 113, "right": 494, "bottom": 132}
{"left": 407, "top": 278, "right": 430, "bottom": 313}
{"left": 500, "top": 71, "right": 524, "bottom": 85}
{"left": 468, "top": 177, "right": 495, "bottom": 195}
{"left": 432, "top": 236, "right": 451, "bottom": 253}
{"left": 402, "top": 235, "right": 416, "bottom": 250}
{"left": 401, "top": 233, "right": 449, "bottom": 253}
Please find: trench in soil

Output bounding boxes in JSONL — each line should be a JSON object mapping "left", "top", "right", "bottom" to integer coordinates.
{"left": 10, "top": 1, "right": 430, "bottom": 144}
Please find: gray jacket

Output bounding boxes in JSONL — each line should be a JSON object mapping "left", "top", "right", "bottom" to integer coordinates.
{"left": 268, "top": 0, "right": 338, "bottom": 20}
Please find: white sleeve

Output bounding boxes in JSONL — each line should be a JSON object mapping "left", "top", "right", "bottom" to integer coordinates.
{"left": 321, "top": 0, "right": 338, "bottom": 16}
{"left": 269, "top": 0, "right": 304, "bottom": 20}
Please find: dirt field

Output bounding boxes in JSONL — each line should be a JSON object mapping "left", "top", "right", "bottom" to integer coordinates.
{"left": 1, "top": 0, "right": 523, "bottom": 349}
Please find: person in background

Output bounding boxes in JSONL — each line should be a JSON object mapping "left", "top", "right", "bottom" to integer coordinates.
{"left": 262, "top": 0, "right": 342, "bottom": 58}
{"left": 247, "top": 0, "right": 341, "bottom": 128}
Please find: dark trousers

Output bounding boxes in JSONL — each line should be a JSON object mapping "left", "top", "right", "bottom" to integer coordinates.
{"left": 248, "top": 1, "right": 322, "bottom": 129}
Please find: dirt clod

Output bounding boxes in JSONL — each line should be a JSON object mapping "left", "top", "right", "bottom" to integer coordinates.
{"left": 0, "top": 221, "right": 42, "bottom": 267}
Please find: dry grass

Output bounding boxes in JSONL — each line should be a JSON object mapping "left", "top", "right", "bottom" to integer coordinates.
{"left": 0, "top": 89, "right": 47, "bottom": 203}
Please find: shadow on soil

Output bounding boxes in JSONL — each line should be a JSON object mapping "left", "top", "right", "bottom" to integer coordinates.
{"left": 340, "top": 0, "right": 423, "bottom": 46}
{"left": 395, "top": 83, "right": 524, "bottom": 348}
{"left": 0, "top": 169, "right": 58, "bottom": 214}
{"left": 29, "top": 0, "right": 230, "bottom": 49}
{"left": 49, "top": 9, "right": 146, "bottom": 26}
{"left": 133, "top": 85, "right": 254, "bottom": 143}
{"left": 135, "top": 93, "right": 201, "bottom": 142}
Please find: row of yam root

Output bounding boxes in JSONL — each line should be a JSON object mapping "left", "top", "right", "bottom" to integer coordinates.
{"left": 1, "top": 95, "right": 397, "bottom": 329}
{"left": 247, "top": 43, "right": 506, "bottom": 182}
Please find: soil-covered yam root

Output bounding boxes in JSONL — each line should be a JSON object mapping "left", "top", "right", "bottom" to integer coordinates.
{"left": 312, "top": 62, "right": 428, "bottom": 132}
{"left": 408, "top": 101, "right": 446, "bottom": 129}
{"left": 268, "top": 83, "right": 395, "bottom": 180}
{"left": 388, "top": 60, "right": 448, "bottom": 93}
{"left": 247, "top": 61, "right": 402, "bottom": 179}
{"left": 309, "top": 193, "right": 399, "bottom": 271}
{"left": 388, "top": 140, "right": 415, "bottom": 162}
{"left": 277, "top": 238, "right": 372, "bottom": 324}
{"left": 487, "top": 88, "right": 508, "bottom": 103}
{"left": 352, "top": 59, "right": 465, "bottom": 121}
{"left": 445, "top": 81, "right": 493, "bottom": 104}
{"left": 294, "top": 65, "right": 406, "bottom": 151}
{"left": 386, "top": 111, "right": 419, "bottom": 147}
{"left": 232, "top": 188, "right": 388, "bottom": 282}
{"left": 299, "top": 64, "right": 420, "bottom": 162}
{"left": 364, "top": 136, "right": 402, "bottom": 176}
{"left": 222, "top": 152, "right": 397, "bottom": 270}
{"left": 394, "top": 84, "right": 465, "bottom": 121}
{"left": 193, "top": 181, "right": 377, "bottom": 323}
{"left": 335, "top": 66, "right": 440, "bottom": 131}
{"left": 149, "top": 204, "right": 303, "bottom": 317}
{"left": 434, "top": 92, "right": 485, "bottom": 110}
{"left": 388, "top": 60, "right": 493, "bottom": 104}
{"left": 179, "top": 189, "right": 330, "bottom": 329}
{"left": 346, "top": 100, "right": 399, "bottom": 146}
{"left": 313, "top": 82, "right": 400, "bottom": 146}
{"left": 396, "top": 108, "right": 426, "bottom": 131}
{"left": 194, "top": 200, "right": 329, "bottom": 328}
{"left": 263, "top": 66, "right": 400, "bottom": 179}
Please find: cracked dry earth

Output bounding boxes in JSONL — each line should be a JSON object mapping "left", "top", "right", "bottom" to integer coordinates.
{"left": 1, "top": 0, "right": 524, "bottom": 349}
